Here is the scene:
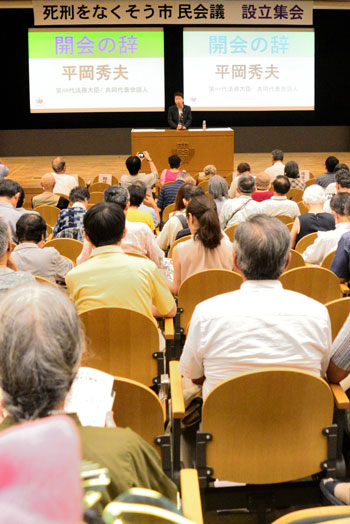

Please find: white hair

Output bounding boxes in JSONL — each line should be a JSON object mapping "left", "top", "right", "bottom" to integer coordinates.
{"left": 302, "top": 185, "right": 326, "bottom": 206}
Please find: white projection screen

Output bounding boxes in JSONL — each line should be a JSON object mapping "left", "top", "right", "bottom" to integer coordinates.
{"left": 183, "top": 28, "right": 314, "bottom": 111}
{"left": 28, "top": 28, "right": 165, "bottom": 113}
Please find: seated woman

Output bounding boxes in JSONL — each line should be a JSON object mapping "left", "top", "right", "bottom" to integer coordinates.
{"left": 160, "top": 155, "right": 182, "bottom": 185}
{"left": 290, "top": 184, "right": 335, "bottom": 248}
{"left": 170, "top": 195, "right": 233, "bottom": 295}
{"left": 284, "top": 161, "right": 306, "bottom": 191}
{"left": 208, "top": 175, "right": 229, "bottom": 216}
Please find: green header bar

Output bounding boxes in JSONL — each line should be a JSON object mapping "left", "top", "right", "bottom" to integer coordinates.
{"left": 29, "top": 29, "right": 164, "bottom": 58}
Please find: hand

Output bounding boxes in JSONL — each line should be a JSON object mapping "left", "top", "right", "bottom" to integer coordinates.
{"left": 143, "top": 151, "right": 152, "bottom": 161}
{"left": 144, "top": 193, "right": 157, "bottom": 208}
{"left": 176, "top": 124, "right": 182, "bottom": 130}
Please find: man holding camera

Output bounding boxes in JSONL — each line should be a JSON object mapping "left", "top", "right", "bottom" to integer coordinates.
{"left": 120, "top": 151, "right": 158, "bottom": 195}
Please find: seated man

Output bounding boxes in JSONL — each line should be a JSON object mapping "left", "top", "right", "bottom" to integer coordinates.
{"left": 260, "top": 175, "right": 300, "bottom": 219}
{"left": 15, "top": 184, "right": 40, "bottom": 218}
{"left": 0, "top": 284, "right": 177, "bottom": 503}
{"left": 51, "top": 157, "right": 78, "bottom": 196}
{"left": 0, "top": 179, "right": 22, "bottom": 242}
{"left": 133, "top": 181, "right": 160, "bottom": 227}
{"left": 120, "top": 151, "right": 158, "bottom": 195}
{"left": 219, "top": 174, "right": 260, "bottom": 229}
{"left": 12, "top": 213, "right": 73, "bottom": 283}
{"left": 66, "top": 202, "right": 176, "bottom": 323}
{"left": 228, "top": 162, "right": 251, "bottom": 199}
{"left": 32, "top": 174, "right": 69, "bottom": 209}
{"left": 264, "top": 149, "right": 285, "bottom": 181}
{"left": 53, "top": 187, "right": 90, "bottom": 239}
{"left": 316, "top": 155, "right": 339, "bottom": 189}
{"left": 303, "top": 193, "right": 350, "bottom": 265}
{"left": 179, "top": 215, "right": 331, "bottom": 400}
{"left": 127, "top": 184, "right": 155, "bottom": 231}
{"left": 0, "top": 216, "right": 34, "bottom": 298}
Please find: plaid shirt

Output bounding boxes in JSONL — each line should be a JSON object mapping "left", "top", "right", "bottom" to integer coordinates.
{"left": 53, "top": 203, "right": 86, "bottom": 237}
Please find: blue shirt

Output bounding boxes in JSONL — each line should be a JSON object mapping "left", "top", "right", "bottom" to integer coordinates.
{"left": 330, "top": 231, "right": 350, "bottom": 281}
{"left": 53, "top": 203, "right": 86, "bottom": 237}
{"left": 157, "top": 180, "right": 184, "bottom": 213}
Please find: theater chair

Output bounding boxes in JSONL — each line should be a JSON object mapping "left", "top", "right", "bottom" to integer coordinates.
{"left": 280, "top": 266, "right": 342, "bottom": 304}
{"left": 326, "top": 297, "right": 350, "bottom": 341}
{"left": 271, "top": 506, "right": 350, "bottom": 524}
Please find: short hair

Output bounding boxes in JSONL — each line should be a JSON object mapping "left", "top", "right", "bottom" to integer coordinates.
{"left": 52, "top": 158, "right": 66, "bottom": 173}
{"left": 104, "top": 185, "right": 130, "bottom": 209}
{"left": 128, "top": 184, "right": 146, "bottom": 207}
{"left": 16, "top": 213, "right": 47, "bottom": 244}
{"left": 0, "top": 216, "right": 10, "bottom": 256}
{"left": 335, "top": 169, "right": 350, "bottom": 189}
{"left": 284, "top": 161, "right": 300, "bottom": 179}
{"left": 125, "top": 156, "right": 141, "bottom": 175}
{"left": 203, "top": 165, "right": 217, "bottom": 176}
{"left": 234, "top": 215, "right": 291, "bottom": 280}
{"left": 330, "top": 193, "right": 350, "bottom": 216}
{"left": 16, "top": 185, "right": 26, "bottom": 208}
{"left": 69, "top": 186, "right": 90, "bottom": 203}
{"left": 325, "top": 156, "right": 339, "bottom": 173}
{"left": 168, "top": 155, "right": 181, "bottom": 169}
{"left": 173, "top": 183, "right": 204, "bottom": 212}
{"left": 237, "top": 174, "right": 255, "bottom": 194}
{"left": 272, "top": 149, "right": 284, "bottom": 161}
{"left": 174, "top": 92, "right": 184, "bottom": 99}
{"left": 0, "top": 164, "right": 9, "bottom": 179}
{"left": 273, "top": 175, "right": 290, "bottom": 195}
{"left": 0, "top": 179, "right": 20, "bottom": 198}
{"left": 0, "top": 284, "right": 82, "bottom": 422}
{"left": 237, "top": 162, "right": 250, "bottom": 174}
{"left": 84, "top": 202, "right": 125, "bottom": 247}
{"left": 208, "top": 175, "right": 228, "bottom": 200}
{"left": 186, "top": 195, "right": 222, "bottom": 249}
{"left": 334, "top": 163, "right": 349, "bottom": 173}
{"left": 176, "top": 171, "right": 189, "bottom": 181}
{"left": 302, "top": 184, "right": 326, "bottom": 206}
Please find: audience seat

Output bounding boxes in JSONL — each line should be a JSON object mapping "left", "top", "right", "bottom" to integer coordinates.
{"left": 180, "top": 469, "right": 204, "bottom": 524}
{"left": 286, "top": 249, "right": 306, "bottom": 271}
{"left": 88, "top": 182, "right": 110, "bottom": 193}
{"left": 162, "top": 203, "right": 176, "bottom": 223}
{"left": 275, "top": 215, "right": 297, "bottom": 225}
{"left": 197, "top": 179, "right": 209, "bottom": 192}
{"left": 77, "top": 175, "right": 86, "bottom": 187}
{"left": 297, "top": 201, "right": 308, "bottom": 214}
{"left": 169, "top": 235, "right": 192, "bottom": 258}
{"left": 89, "top": 192, "right": 104, "bottom": 205}
{"left": 44, "top": 238, "right": 83, "bottom": 264}
{"left": 92, "top": 175, "right": 118, "bottom": 185}
{"left": 325, "top": 297, "right": 350, "bottom": 341}
{"left": 35, "top": 204, "right": 60, "bottom": 227}
{"left": 287, "top": 188, "right": 304, "bottom": 202}
{"left": 280, "top": 266, "right": 342, "bottom": 304}
{"left": 321, "top": 249, "right": 337, "bottom": 270}
{"left": 304, "top": 178, "right": 317, "bottom": 187}
{"left": 224, "top": 224, "right": 238, "bottom": 242}
{"left": 286, "top": 222, "right": 294, "bottom": 232}
{"left": 295, "top": 232, "right": 318, "bottom": 254}
{"left": 271, "top": 506, "right": 350, "bottom": 524}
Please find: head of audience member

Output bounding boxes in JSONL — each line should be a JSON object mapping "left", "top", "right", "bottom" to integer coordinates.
{"left": 174, "top": 92, "right": 184, "bottom": 108}
{"left": 0, "top": 179, "right": 21, "bottom": 208}
{"left": 203, "top": 165, "right": 217, "bottom": 178}
{"left": 335, "top": 169, "right": 350, "bottom": 193}
{"left": 0, "top": 216, "right": 11, "bottom": 267}
{"left": 125, "top": 156, "right": 141, "bottom": 176}
{"left": 40, "top": 173, "right": 56, "bottom": 193}
{"left": 176, "top": 170, "right": 193, "bottom": 183}
{"left": 334, "top": 163, "right": 349, "bottom": 173}
{"left": 0, "top": 284, "right": 82, "bottom": 423}
{"left": 236, "top": 162, "right": 251, "bottom": 175}
{"left": 52, "top": 157, "right": 66, "bottom": 174}
{"left": 255, "top": 172, "right": 271, "bottom": 192}
{"left": 104, "top": 185, "right": 130, "bottom": 211}
{"left": 0, "top": 164, "right": 9, "bottom": 180}
{"left": 273, "top": 175, "right": 291, "bottom": 196}
{"left": 16, "top": 213, "right": 47, "bottom": 246}
{"left": 168, "top": 155, "right": 181, "bottom": 170}
{"left": 302, "top": 184, "right": 326, "bottom": 211}
{"left": 208, "top": 175, "right": 228, "bottom": 201}
{"left": 271, "top": 149, "right": 284, "bottom": 164}
{"left": 233, "top": 215, "right": 291, "bottom": 280}
{"left": 69, "top": 187, "right": 90, "bottom": 208}
{"left": 16, "top": 185, "right": 26, "bottom": 209}
{"left": 284, "top": 161, "right": 300, "bottom": 179}
{"left": 84, "top": 202, "right": 126, "bottom": 248}
{"left": 237, "top": 174, "right": 255, "bottom": 196}
{"left": 173, "top": 183, "right": 205, "bottom": 213}
{"left": 128, "top": 183, "right": 146, "bottom": 208}
{"left": 330, "top": 193, "right": 350, "bottom": 223}
{"left": 325, "top": 156, "right": 339, "bottom": 174}
{"left": 186, "top": 195, "right": 222, "bottom": 249}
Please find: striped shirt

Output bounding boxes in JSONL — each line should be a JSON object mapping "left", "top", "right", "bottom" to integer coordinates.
{"left": 331, "top": 314, "right": 350, "bottom": 370}
{"left": 157, "top": 180, "right": 184, "bottom": 212}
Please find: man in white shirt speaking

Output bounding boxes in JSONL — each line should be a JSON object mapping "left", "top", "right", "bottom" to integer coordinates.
{"left": 179, "top": 214, "right": 331, "bottom": 400}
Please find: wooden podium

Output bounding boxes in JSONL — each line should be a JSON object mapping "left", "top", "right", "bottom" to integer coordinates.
{"left": 131, "top": 128, "right": 234, "bottom": 177}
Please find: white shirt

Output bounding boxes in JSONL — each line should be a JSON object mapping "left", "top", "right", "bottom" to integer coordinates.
{"left": 53, "top": 173, "right": 78, "bottom": 196}
{"left": 260, "top": 195, "right": 300, "bottom": 219}
{"left": 156, "top": 211, "right": 186, "bottom": 251}
{"left": 179, "top": 280, "right": 331, "bottom": 400}
{"left": 264, "top": 161, "right": 285, "bottom": 181}
{"left": 303, "top": 222, "right": 350, "bottom": 265}
{"left": 219, "top": 195, "right": 261, "bottom": 229}
{"left": 12, "top": 242, "right": 74, "bottom": 282}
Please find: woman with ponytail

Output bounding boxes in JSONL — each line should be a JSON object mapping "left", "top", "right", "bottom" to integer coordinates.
{"left": 170, "top": 194, "right": 233, "bottom": 295}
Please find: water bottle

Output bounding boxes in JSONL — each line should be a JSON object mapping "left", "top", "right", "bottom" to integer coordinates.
{"left": 202, "top": 120, "right": 206, "bottom": 130}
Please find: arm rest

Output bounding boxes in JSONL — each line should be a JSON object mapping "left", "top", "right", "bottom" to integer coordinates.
{"left": 164, "top": 317, "right": 175, "bottom": 340}
{"left": 180, "top": 469, "right": 203, "bottom": 524}
{"left": 329, "top": 383, "right": 350, "bottom": 409}
{"left": 169, "top": 361, "right": 185, "bottom": 419}
{"left": 340, "top": 283, "right": 350, "bottom": 296}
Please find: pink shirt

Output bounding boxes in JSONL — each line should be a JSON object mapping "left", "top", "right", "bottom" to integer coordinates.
{"left": 160, "top": 169, "right": 181, "bottom": 185}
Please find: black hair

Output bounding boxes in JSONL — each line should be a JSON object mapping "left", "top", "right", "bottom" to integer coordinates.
{"left": 237, "top": 162, "right": 250, "bottom": 174}
{"left": 0, "top": 179, "right": 21, "bottom": 198}
{"left": 284, "top": 161, "right": 299, "bottom": 179}
{"left": 168, "top": 155, "right": 181, "bottom": 169}
{"left": 330, "top": 193, "right": 350, "bottom": 216}
{"left": 325, "top": 156, "right": 339, "bottom": 173}
{"left": 69, "top": 186, "right": 90, "bottom": 203}
{"left": 128, "top": 184, "right": 146, "bottom": 207}
{"left": 273, "top": 175, "right": 291, "bottom": 195}
{"left": 174, "top": 92, "right": 184, "bottom": 99}
{"left": 84, "top": 202, "right": 125, "bottom": 247}
{"left": 335, "top": 169, "right": 350, "bottom": 189}
{"left": 186, "top": 195, "right": 222, "bottom": 249}
{"left": 16, "top": 213, "right": 47, "bottom": 243}
{"left": 125, "top": 156, "right": 141, "bottom": 175}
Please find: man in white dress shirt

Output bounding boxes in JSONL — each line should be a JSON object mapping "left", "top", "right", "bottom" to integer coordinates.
{"left": 51, "top": 157, "right": 78, "bottom": 196}
{"left": 303, "top": 193, "right": 350, "bottom": 265}
{"left": 264, "top": 149, "right": 285, "bottom": 181}
{"left": 179, "top": 215, "right": 331, "bottom": 400}
{"left": 260, "top": 175, "right": 300, "bottom": 219}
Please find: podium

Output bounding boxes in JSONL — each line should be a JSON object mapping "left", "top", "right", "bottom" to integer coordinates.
{"left": 131, "top": 128, "right": 234, "bottom": 177}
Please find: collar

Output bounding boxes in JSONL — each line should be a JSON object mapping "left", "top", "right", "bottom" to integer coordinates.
{"left": 241, "top": 280, "right": 283, "bottom": 291}
{"left": 0, "top": 412, "right": 82, "bottom": 431}
{"left": 72, "top": 202, "right": 86, "bottom": 210}
{"left": 237, "top": 195, "right": 252, "bottom": 200}
{"left": 90, "top": 245, "right": 124, "bottom": 258}
{"left": 336, "top": 222, "right": 350, "bottom": 230}
{"left": 271, "top": 195, "right": 287, "bottom": 200}
{"left": 0, "top": 201, "right": 14, "bottom": 209}
{"left": 14, "top": 242, "right": 40, "bottom": 250}
{"left": 0, "top": 267, "right": 15, "bottom": 275}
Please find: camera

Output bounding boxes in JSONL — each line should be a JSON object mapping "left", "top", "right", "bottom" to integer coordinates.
{"left": 137, "top": 153, "right": 144, "bottom": 158}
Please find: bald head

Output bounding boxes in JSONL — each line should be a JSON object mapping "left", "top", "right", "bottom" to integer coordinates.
{"left": 41, "top": 173, "right": 56, "bottom": 191}
{"left": 52, "top": 157, "right": 66, "bottom": 174}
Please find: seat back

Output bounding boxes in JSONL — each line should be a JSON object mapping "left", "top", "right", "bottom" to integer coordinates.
{"left": 89, "top": 192, "right": 104, "bottom": 204}
{"left": 35, "top": 205, "right": 60, "bottom": 227}
{"left": 112, "top": 377, "right": 165, "bottom": 450}
{"left": 326, "top": 297, "right": 350, "bottom": 341}
{"left": 162, "top": 203, "right": 176, "bottom": 222}
{"left": 34, "top": 275, "right": 59, "bottom": 288}
{"left": 271, "top": 506, "right": 350, "bottom": 524}
{"left": 297, "top": 201, "right": 308, "bottom": 214}
{"left": 304, "top": 178, "right": 317, "bottom": 187}
{"left": 89, "top": 182, "right": 110, "bottom": 193}
{"left": 287, "top": 188, "right": 304, "bottom": 202}
{"left": 275, "top": 215, "right": 295, "bottom": 225}
{"left": 45, "top": 238, "right": 83, "bottom": 263}
{"left": 321, "top": 249, "right": 337, "bottom": 270}
{"left": 286, "top": 249, "right": 306, "bottom": 271}
{"left": 201, "top": 368, "right": 334, "bottom": 484}
{"left": 280, "top": 266, "right": 342, "bottom": 304}
{"left": 93, "top": 174, "right": 119, "bottom": 185}
{"left": 178, "top": 270, "right": 243, "bottom": 333}
{"left": 169, "top": 235, "right": 191, "bottom": 258}
{"left": 295, "top": 232, "right": 318, "bottom": 253}
{"left": 224, "top": 224, "right": 238, "bottom": 242}
{"left": 79, "top": 307, "right": 160, "bottom": 386}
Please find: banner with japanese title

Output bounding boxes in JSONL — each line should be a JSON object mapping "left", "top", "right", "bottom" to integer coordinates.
{"left": 33, "top": 0, "right": 313, "bottom": 26}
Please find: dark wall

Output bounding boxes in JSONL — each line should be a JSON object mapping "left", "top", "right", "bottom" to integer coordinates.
{"left": 1, "top": 8, "right": 350, "bottom": 154}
